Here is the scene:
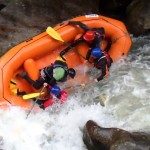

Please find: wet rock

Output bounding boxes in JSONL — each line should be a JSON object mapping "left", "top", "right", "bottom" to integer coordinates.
{"left": 126, "top": 0, "right": 150, "bottom": 36}
{"left": 99, "top": 0, "right": 133, "bottom": 19}
{"left": 0, "top": 0, "right": 150, "bottom": 56}
{"left": 0, "top": 0, "right": 10, "bottom": 10}
{"left": 83, "top": 120, "right": 150, "bottom": 150}
{"left": 0, "top": 0, "right": 99, "bottom": 56}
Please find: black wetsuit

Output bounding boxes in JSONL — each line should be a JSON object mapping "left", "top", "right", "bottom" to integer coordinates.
{"left": 21, "top": 60, "right": 68, "bottom": 89}
{"left": 90, "top": 51, "right": 113, "bottom": 81}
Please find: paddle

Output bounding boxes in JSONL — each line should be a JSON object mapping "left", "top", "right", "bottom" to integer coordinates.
{"left": 46, "top": 27, "right": 88, "bottom": 61}
{"left": 46, "top": 27, "right": 64, "bottom": 42}
{"left": 22, "top": 83, "right": 85, "bottom": 99}
{"left": 10, "top": 80, "right": 18, "bottom": 94}
{"left": 26, "top": 85, "right": 46, "bottom": 119}
{"left": 64, "top": 83, "right": 85, "bottom": 90}
{"left": 23, "top": 92, "right": 45, "bottom": 100}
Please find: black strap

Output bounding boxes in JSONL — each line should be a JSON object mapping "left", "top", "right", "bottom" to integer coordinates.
{"left": 60, "top": 38, "right": 83, "bottom": 60}
{"left": 69, "top": 21, "right": 91, "bottom": 31}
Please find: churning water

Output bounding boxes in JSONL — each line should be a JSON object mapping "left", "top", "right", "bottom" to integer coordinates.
{"left": 0, "top": 35, "right": 150, "bottom": 150}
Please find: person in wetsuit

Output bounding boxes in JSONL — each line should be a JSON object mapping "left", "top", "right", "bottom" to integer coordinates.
{"left": 89, "top": 47, "right": 113, "bottom": 82}
{"left": 18, "top": 60, "right": 76, "bottom": 109}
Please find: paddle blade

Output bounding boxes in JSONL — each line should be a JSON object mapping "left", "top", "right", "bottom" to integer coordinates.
{"left": 46, "top": 26, "right": 64, "bottom": 42}
{"left": 56, "top": 56, "right": 66, "bottom": 62}
{"left": 23, "top": 92, "right": 44, "bottom": 100}
{"left": 10, "top": 83, "right": 17, "bottom": 94}
{"left": 10, "top": 80, "right": 17, "bottom": 94}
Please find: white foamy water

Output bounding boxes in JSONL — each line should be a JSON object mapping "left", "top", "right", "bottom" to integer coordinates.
{"left": 0, "top": 35, "right": 150, "bottom": 150}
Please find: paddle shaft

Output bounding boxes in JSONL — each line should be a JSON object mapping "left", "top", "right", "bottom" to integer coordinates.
{"left": 26, "top": 85, "right": 46, "bottom": 119}
{"left": 23, "top": 92, "right": 45, "bottom": 100}
{"left": 63, "top": 41, "right": 87, "bottom": 60}
{"left": 46, "top": 26, "right": 92, "bottom": 63}
{"left": 64, "top": 83, "right": 85, "bottom": 90}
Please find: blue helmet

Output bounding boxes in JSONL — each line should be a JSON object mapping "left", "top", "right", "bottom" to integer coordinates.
{"left": 51, "top": 85, "right": 61, "bottom": 96}
{"left": 91, "top": 48, "right": 103, "bottom": 59}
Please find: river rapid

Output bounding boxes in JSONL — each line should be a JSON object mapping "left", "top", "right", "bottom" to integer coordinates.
{"left": 0, "top": 35, "right": 150, "bottom": 150}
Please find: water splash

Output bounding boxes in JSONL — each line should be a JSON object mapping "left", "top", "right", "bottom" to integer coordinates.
{"left": 0, "top": 35, "right": 150, "bottom": 150}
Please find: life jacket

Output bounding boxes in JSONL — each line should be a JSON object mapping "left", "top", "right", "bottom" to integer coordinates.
{"left": 94, "top": 52, "right": 112, "bottom": 69}
{"left": 104, "top": 52, "right": 113, "bottom": 68}
{"left": 95, "top": 55, "right": 106, "bottom": 69}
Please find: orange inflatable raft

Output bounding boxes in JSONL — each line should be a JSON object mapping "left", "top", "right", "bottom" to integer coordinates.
{"left": 0, "top": 14, "right": 132, "bottom": 109}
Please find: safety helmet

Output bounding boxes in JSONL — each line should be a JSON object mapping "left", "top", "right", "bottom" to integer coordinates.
{"left": 68, "top": 68, "right": 76, "bottom": 79}
{"left": 83, "top": 30, "right": 95, "bottom": 41}
{"left": 91, "top": 47, "right": 103, "bottom": 59}
{"left": 51, "top": 85, "right": 61, "bottom": 96}
{"left": 53, "top": 67, "right": 65, "bottom": 80}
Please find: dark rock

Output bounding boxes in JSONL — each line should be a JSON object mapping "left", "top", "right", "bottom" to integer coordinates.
{"left": 0, "top": 0, "right": 100, "bottom": 56}
{"left": 0, "top": 0, "right": 150, "bottom": 56}
{"left": 126, "top": 0, "right": 150, "bottom": 36}
{"left": 83, "top": 120, "right": 150, "bottom": 150}
{"left": 99, "top": 0, "right": 133, "bottom": 20}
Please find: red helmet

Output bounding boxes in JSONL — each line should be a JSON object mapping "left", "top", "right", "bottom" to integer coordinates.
{"left": 83, "top": 30, "right": 95, "bottom": 41}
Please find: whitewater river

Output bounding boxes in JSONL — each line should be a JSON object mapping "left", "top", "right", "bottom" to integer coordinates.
{"left": 0, "top": 35, "right": 150, "bottom": 150}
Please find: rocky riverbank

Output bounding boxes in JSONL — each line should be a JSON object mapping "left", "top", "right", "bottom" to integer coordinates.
{"left": 0, "top": 0, "right": 149, "bottom": 56}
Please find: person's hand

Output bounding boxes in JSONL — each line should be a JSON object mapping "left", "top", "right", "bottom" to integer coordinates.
{"left": 94, "top": 79, "right": 98, "bottom": 83}
{"left": 43, "top": 83, "right": 48, "bottom": 87}
{"left": 84, "top": 60, "right": 88, "bottom": 63}
{"left": 62, "top": 21, "right": 69, "bottom": 26}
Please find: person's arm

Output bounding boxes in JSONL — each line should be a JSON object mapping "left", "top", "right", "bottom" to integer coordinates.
{"left": 47, "top": 78, "right": 56, "bottom": 87}
{"left": 86, "top": 48, "right": 92, "bottom": 60}
{"left": 96, "top": 65, "right": 106, "bottom": 82}
{"left": 93, "top": 28, "right": 105, "bottom": 48}
{"left": 97, "top": 27, "right": 105, "bottom": 35}
{"left": 18, "top": 71, "right": 45, "bottom": 89}
{"left": 93, "top": 32, "right": 104, "bottom": 48}
{"left": 33, "top": 78, "right": 47, "bottom": 89}
{"left": 95, "top": 57, "right": 107, "bottom": 82}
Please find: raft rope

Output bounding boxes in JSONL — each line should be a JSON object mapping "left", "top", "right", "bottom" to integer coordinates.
{"left": 100, "top": 17, "right": 130, "bottom": 43}
{"left": 112, "top": 32, "right": 129, "bottom": 43}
